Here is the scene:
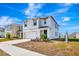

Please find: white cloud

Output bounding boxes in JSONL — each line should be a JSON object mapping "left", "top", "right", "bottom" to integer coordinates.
{"left": 46, "top": 3, "right": 73, "bottom": 16}
{"left": 54, "top": 3, "right": 73, "bottom": 14}
{"left": 55, "top": 7, "right": 69, "bottom": 14}
{"left": 69, "top": 26, "right": 79, "bottom": 30}
{"left": 24, "top": 3, "right": 73, "bottom": 18}
{"left": 64, "top": 3, "right": 72, "bottom": 6}
{"left": 62, "top": 23, "right": 67, "bottom": 25}
{"left": 63, "top": 17, "right": 70, "bottom": 22}
{"left": 61, "top": 17, "right": 70, "bottom": 26}
{"left": 59, "top": 3, "right": 73, "bottom": 7}
{"left": 0, "top": 16, "right": 21, "bottom": 27}
{"left": 25, "top": 3, "right": 45, "bottom": 18}
{"left": 45, "top": 7, "right": 69, "bottom": 16}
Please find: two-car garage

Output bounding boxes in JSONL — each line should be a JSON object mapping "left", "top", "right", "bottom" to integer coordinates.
{"left": 24, "top": 30, "right": 38, "bottom": 39}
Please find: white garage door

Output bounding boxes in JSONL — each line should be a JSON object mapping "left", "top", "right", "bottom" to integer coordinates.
{"left": 25, "top": 31, "right": 37, "bottom": 39}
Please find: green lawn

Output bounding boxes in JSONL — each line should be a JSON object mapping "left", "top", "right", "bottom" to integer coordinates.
{"left": 0, "top": 38, "right": 15, "bottom": 42}
{"left": 56, "top": 38, "right": 79, "bottom": 42}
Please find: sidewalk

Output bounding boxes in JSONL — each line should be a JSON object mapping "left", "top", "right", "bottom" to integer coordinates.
{"left": 0, "top": 39, "right": 45, "bottom": 56}
{"left": 0, "top": 39, "right": 30, "bottom": 45}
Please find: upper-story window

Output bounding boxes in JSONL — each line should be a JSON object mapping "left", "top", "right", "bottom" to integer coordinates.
{"left": 6, "top": 25, "right": 12, "bottom": 31}
{"left": 55, "top": 24, "right": 58, "bottom": 29}
{"left": 24, "top": 22, "right": 27, "bottom": 27}
{"left": 33, "top": 20, "right": 37, "bottom": 26}
{"left": 18, "top": 26, "right": 22, "bottom": 31}
{"left": 44, "top": 20, "right": 46, "bottom": 24}
{"left": 55, "top": 32, "right": 58, "bottom": 36}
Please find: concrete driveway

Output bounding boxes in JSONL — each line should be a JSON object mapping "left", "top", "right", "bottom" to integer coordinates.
{"left": 0, "top": 39, "right": 45, "bottom": 56}
{"left": 0, "top": 39, "right": 30, "bottom": 45}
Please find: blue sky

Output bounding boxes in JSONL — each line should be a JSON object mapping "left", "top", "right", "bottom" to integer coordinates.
{"left": 0, "top": 3, "right": 79, "bottom": 34}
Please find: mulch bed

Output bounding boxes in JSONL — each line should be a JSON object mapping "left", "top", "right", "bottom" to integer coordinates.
{"left": 0, "top": 49, "right": 9, "bottom": 56}
{"left": 14, "top": 41, "right": 79, "bottom": 56}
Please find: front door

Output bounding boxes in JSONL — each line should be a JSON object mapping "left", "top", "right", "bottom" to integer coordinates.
{"left": 44, "top": 30, "right": 47, "bottom": 38}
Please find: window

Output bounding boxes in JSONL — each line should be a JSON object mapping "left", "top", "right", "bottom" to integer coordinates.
{"left": 33, "top": 20, "right": 37, "bottom": 26}
{"left": 6, "top": 25, "right": 12, "bottom": 31}
{"left": 18, "top": 26, "right": 22, "bottom": 31}
{"left": 24, "top": 22, "right": 27, "bottom": 27}
{"left": 55, "top": 32, "right": 58, "bottom": 36}
{"left": 56, "top": 32, "right": 58, "bottom": 36}
{"left": 55, "top": 24, "right": 57, "bottom": 28}
{"left": 44, "top": 20, "right": 46, "bottom": 24}
{"left": 55, "top": 24, "right": 58, "bottom": 29}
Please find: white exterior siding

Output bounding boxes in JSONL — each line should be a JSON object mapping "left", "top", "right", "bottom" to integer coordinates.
{"left": 76, "top": 33, "right": 79, "bottom": 38}
{"left": 47, "top": 17, "right": 59, "bottom": 39}
{"left": 39, "top": 19, "right": 48, "bottom": 27}
{"left": 24, "top": 19, "right": 39, "bottom": 30}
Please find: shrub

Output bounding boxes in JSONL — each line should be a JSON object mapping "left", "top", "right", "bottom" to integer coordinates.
{"left": 6, "top": 33, "right": 11, "bottom": 39}
{"left": 6, "top": 33, "right": 14, "bottom": 40}
{"left": 68, "top": 38, "right": 79, "bottom": 41}
{"left": 40, "top": 33, "right": 48, "bottom": 41}
{"left": 31, "top": 38, "right": 40, "bottom": 42}
{"left": 57, "top": 38, "right": 79, "bottom": 42}
{"left": 13, "top": 36, "right": 19, "bottom": 39}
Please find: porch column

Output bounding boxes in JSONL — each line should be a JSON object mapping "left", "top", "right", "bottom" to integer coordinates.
{"left": 23, "top": 23, "right": 24, "bottom": 39}
{"left": 20, "top": 32, "right": 21, "bottom": 38}
{"left": 37, "top": 18, "right": 40, "bottom": 28}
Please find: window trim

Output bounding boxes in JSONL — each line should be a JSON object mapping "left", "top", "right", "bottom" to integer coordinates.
{"left": 44, "top": 20, "right": 46, "bottom": 24}
{"left": 33, "top": 20, "right": 37, "bottom": 26}
{"left": 24, "top": 22, "right": 27, "bottom": 27}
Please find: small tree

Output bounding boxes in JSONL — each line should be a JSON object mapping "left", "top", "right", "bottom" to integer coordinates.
{"left": 40, "top": 33, "right": 48, "bottom": 41}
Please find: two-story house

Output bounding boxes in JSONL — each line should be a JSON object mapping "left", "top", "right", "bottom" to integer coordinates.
{"left": 69, "top": 32, "right": 79, "bottom": 38}
{"left": 23, "top": 16, "right": 59, "bottom": 40}
{"left": 5, "top": 23, "right": 23, "bottom": 38}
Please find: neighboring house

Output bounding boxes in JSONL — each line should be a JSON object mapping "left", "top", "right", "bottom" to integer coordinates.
{"left": 23, "top": 16, "right": 59, "bottom": 40}
{"left": 69, "top": 32, "right": 79, "bottom": 38}
{"left": 0, "top": 27, "right": 5, "bottom": 38}
{"left": 5, "top": 23, "right": 23, "bottom": 38}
